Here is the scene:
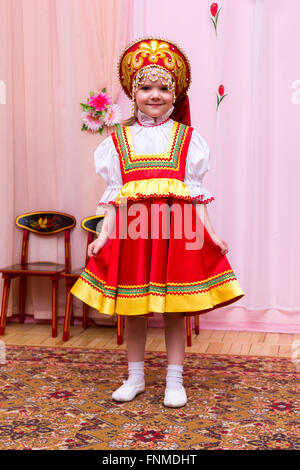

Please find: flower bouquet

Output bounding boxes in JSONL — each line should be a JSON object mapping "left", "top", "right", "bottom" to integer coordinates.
{"left": 80, "top": 88, "right": 122, "bottom": 134}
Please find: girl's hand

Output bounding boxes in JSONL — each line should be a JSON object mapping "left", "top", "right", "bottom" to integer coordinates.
{"left": 88, "top": 237, "right": 108, "bottom": 258}
{"left": 88, "top": 205, "right": 116, "bottom": 258}
{"left": 210, "top": 233, "right": 229, "bottom": 255}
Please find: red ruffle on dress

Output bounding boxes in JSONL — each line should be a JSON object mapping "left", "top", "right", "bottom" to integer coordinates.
{"left": 71, "top": 112, "right": 245, "bottom": 317}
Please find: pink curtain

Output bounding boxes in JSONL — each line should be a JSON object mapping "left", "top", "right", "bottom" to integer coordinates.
{"left": 1, "top": 0, "right": 299, "bottom": 334}
{"left": 0, "top": 0, "right": 130, "bottom": 325}
{"left": 140, "top": 0, "right": 300, "bottom": 333}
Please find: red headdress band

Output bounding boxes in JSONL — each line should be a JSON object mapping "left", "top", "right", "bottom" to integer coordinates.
{"left": 170, "top": 95, "right": 191, "bottom": 126}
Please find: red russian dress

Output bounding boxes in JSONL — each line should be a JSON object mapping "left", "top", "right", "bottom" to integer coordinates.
{"left": 71, "top": 120, "right": 245, "bottom": 317}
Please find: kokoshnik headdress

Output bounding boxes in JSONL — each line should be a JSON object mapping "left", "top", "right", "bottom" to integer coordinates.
{"left": 118, "top": 37, "right": 192, "bottom": 125}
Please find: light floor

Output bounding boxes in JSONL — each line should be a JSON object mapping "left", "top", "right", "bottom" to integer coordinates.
{"left": 0, "top": 322, "right": 299, "bottom": 358}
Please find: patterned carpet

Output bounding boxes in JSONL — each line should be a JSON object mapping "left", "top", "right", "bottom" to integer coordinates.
{"left": 0, "top": 345, "right": 299, "bottom": 450}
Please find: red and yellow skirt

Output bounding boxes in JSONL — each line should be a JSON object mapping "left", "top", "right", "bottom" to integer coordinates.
{"left": 71, "top": 198, "right": 244, "bottom": 317}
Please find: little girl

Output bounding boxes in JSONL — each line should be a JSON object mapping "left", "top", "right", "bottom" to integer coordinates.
{"left": 71, "top": 37, "right": 244, "bottom": 408}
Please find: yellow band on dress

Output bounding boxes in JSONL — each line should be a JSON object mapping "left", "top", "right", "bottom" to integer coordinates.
{"left": 115, "top": 178, "right": 193, "bottom": 204}
{"left": 70, "top": 275, "right": 245, "bottom": 316}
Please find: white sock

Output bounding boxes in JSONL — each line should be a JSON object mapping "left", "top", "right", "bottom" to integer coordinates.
{"left": 166, "top": 364, "right": 183, "bottom": 390}
{"left": 125, "top": 361, "right": 145, "bottom": 386}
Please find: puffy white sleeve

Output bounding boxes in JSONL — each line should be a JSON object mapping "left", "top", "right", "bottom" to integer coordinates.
{"left": 184, "top": 130, "right": 214, "bottom": 204}
{"left": 94, "top": 135, "right": 123, "bottom": 214}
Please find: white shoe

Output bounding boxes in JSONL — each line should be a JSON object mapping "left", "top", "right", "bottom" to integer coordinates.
{"left": 164, "top": 386, "right": 187, "bottom": 408}
{"left": 112, "top": 380, "right": 145, "bottom": 402}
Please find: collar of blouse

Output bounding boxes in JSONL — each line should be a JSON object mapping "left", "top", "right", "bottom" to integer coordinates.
{"left": 136, "top": 105, "right": 174, "bottom": 127}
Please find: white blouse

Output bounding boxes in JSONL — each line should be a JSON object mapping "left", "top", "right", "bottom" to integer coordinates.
{"left": 94, "top": 106, "right": 213, "bottom": 211}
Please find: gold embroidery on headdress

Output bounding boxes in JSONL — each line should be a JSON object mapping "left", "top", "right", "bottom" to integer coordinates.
{"left": 119, "top": 38, "right": 191, "bottom": 102}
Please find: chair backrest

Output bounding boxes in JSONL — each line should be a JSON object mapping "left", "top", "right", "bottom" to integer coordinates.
{"left": 16, "top": 211, "right": 76, "bottom": 270}
{"left": 81, "top": 215, "right": 105, "bottom": 265}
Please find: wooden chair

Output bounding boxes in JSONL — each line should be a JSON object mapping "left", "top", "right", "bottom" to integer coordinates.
{"left": 62, "top": 215, "right": 124, "bottom": 345}
{"left": 186, "top": 315, "right": 200, "bottom": 347}
{"left": 0, "top": 211, "right": 76, "bottom": 337}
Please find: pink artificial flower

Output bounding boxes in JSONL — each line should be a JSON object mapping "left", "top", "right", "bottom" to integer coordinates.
{"left": 103, "top": 104, "right": 122, "bottom": 126}
{"left": 81, "top": 111, "right": 103, "bottom": 131}
{"left": 88, "top": 92, "right": 112, "bottom": 112}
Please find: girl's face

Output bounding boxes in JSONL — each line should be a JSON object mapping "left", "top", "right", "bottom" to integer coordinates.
{"left": 135, "top": 76, "right": 174, "bottom": 119}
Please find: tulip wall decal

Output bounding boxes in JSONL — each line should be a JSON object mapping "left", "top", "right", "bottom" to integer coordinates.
{"left": 216, "top": 84, "right": 227, "bottom": 110}
{"left": 210, "top": 2, "right": 222, "bottom": 35}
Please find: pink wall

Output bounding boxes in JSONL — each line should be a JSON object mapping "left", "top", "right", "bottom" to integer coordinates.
{"left": 137, "top": 0, "right": 300, "bottom": 333}
{"left": 1, "top": 0, "right": 299, "bottom": 334}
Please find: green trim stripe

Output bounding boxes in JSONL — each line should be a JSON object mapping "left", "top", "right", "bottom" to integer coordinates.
{"left": 81, "top": 270, "right": 237, "bottom": 298}
{"left": 81, "top": 271, "right": 116, "bottom": 297}
{"left": 117, "top": 123, "right": 187, "bottom": 171}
